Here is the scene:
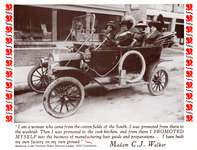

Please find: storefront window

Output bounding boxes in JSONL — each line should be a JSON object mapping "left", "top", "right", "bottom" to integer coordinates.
{"left": 14, "top": 5, "right": 52, "bottom": 42}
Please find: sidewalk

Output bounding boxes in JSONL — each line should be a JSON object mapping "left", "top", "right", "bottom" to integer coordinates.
{"left": 14, "top": 56, "right": 184, "bottom": 92}
{"left": 14, "top": 66, "right": 34, "bottom": 92}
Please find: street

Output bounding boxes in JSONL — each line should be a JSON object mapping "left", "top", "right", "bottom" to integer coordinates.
{"left": 14, "top": 48, "right": 184, "bottom": 123}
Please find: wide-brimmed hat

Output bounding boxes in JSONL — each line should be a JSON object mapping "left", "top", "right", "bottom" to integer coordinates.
{"left": 148, "top": 14, "right": 164, "bottom": 31}
{"left": 105, "top": 21, "right": 116, "bottom": 30}
{"left": 135, "top": 21, "right": 147, "bottom": 28}
{"left": 119, "top": 20, "right": 133, "bottom": 29}
{"left": 148, "top": 21, "right": 163, "bottom": 32}
{"left": 148, "top": 21, "right": 161, "bottom": 27}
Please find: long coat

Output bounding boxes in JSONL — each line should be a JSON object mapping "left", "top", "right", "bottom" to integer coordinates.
{"left": 115, "top": 31, "right": 133, "bottom": 46}
{"left": 145, "top": 30, "right": 162, "bottom": 47}
{"left": 133, "top": 31, "right": 146, "bottom": 47}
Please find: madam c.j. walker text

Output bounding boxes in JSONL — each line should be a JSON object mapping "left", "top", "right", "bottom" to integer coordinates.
{"left": 15, "top": 124, "right": 184, "bottom": 148}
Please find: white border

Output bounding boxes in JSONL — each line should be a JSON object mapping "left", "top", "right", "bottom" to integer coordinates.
{"left": 1, "top": 1, "right": 197, "bottom": 150}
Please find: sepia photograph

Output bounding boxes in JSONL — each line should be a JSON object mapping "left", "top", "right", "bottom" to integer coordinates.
{"left": 14, "top": 4, "right": 184, "bottom": 123}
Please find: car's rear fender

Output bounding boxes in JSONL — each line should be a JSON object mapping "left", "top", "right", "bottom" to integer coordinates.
{"left": 143, "top": 59, "right": 172, "bottom": 81}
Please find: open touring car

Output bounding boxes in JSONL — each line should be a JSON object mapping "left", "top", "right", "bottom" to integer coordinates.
{"left": 27, "top": 14, "right": 175, "bottom": 118}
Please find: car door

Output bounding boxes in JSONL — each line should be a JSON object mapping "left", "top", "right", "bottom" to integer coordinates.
{"left": 92, "top": 48, "right": 120, "bottom": 75}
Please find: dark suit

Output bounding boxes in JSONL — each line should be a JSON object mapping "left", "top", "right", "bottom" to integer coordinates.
{"left": 107, "top": 32, "right": 116, "bottom": 45}
{"left": 100, "top": 31, "right": 116, "bottom": 46}
{"left": 145, "top": 30, "right": 162, "bottom": 47}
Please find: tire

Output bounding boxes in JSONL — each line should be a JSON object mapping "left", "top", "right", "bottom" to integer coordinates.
{"left": 43, "top": 77, "right": 85, "bottom": 118}
{"left": 147, "top": 67, "right": 169, "bottom": 96}
{"left": 28, "top": 65, "right": 51, "bottom": 94}
{"left": 118, "top": 50, "right": 146, "bottom": 83}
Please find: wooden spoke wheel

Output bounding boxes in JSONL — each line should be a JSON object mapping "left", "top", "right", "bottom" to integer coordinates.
{"left": 28, "top": 65, "right": 51, "bottom": 94}
{"left": 148, "top": 67, "right": 169, "bottom": 96}
{"left": 43, "top": 77, "right": 85, "bottom": 118}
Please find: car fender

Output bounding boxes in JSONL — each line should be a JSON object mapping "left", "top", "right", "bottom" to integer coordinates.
{"left": 143, "top": 59, "right": 172, "bottom": 81}
{"left": 53, "top": 66, "right": 93, "bottom": 86}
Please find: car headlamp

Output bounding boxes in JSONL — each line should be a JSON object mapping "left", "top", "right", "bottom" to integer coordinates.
{"left": 50, "top": 63, "right": 59, "bottom": 71}
{"left": 48, "top": 54, "right": 59, "bottom": 77}
{"left": 40, "top": 57, "right": 48, "bottom": 66}
{"left": 49, "top": 55, "right": 54, "bottom": 61}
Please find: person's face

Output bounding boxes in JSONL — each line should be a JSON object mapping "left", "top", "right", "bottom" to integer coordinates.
{"left": 121, "top": 25, "right": 128, "bottom": 32}
{"left": 137, "top": 27, "right": 143, "bottom": 32}
{"left": 106, "top": 26, "right": 112, "bottom": 32}
{"left": 150, "top": 26, "right": 157, "bottom": 32}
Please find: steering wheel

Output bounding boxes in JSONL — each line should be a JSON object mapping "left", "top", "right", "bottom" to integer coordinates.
{"left": 95, "top": 33, "right": 114, "bottom": 51}
{"left": 101, "top": 33, "right": 113, "bottom": 42}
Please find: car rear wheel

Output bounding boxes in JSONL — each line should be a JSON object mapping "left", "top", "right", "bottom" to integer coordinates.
{"left": 28, "top": 65, "right": 51, "bottom": 94}
{"left": 43, "top": 77, "right": 85, "bottom": 118}
{"left": 147, "top": 67, "right": 168, "bottom": 96}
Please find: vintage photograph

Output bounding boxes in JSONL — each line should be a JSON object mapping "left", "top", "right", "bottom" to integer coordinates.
{"left": 14, "top": 4, "right": 184, "bottom": 123}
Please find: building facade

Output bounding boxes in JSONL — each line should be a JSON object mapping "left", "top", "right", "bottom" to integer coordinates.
{"left": 14, "top": 4, "right": 184, "bottom": 46}
{"left": 129, "top": 4, "right": 184, "bottom": 44}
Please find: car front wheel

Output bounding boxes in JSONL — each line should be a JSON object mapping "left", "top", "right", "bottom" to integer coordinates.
{"left": 28, "top": 65, "right": 51, "bottom": 94}
{"left": 43, "top": 77, "right": 85, "bottom": 118}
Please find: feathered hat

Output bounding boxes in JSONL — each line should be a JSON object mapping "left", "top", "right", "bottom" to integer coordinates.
{"left": 119, "top": 15, "right": 135, "bottom": 29}
{"left": 119, "top": 20, "right": 133, "bottom": 29}
{"left": 148, "top": 14, "right": 164, "bottom": 32}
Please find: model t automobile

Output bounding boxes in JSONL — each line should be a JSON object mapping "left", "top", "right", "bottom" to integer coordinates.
{"left": 28, "top": 14, "right": 175, "bottom": 118}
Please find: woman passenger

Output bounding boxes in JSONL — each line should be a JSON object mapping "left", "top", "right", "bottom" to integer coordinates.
{"left": 114, "top": 20, "right": 133, "bottom": 46}
{"left": 145, "top": 14, "right": 164, "bottom": 47}
{"left": 131, "top": 21, "right": 147, "bottom": 47}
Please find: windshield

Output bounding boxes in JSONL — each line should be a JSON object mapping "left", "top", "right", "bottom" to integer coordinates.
{"left": 71, "top": 14, "right": 95, "bottom": 42}
{"left": 57, "top": 14, "right": 95, "bottom": 53}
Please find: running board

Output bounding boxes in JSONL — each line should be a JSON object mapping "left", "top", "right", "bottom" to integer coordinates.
{"left": 102, "top": 80, "right": 149, "bottom": 91}
{"left": 91, "top": 76, "right": 148, "bottom": 91}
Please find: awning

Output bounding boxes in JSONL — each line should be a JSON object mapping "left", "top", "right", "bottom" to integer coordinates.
{"left": 147, "top": 9, "right": 184, "bottom": 19}
{"left": 30, "top": 4, "right": 127, "bottom": 16}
